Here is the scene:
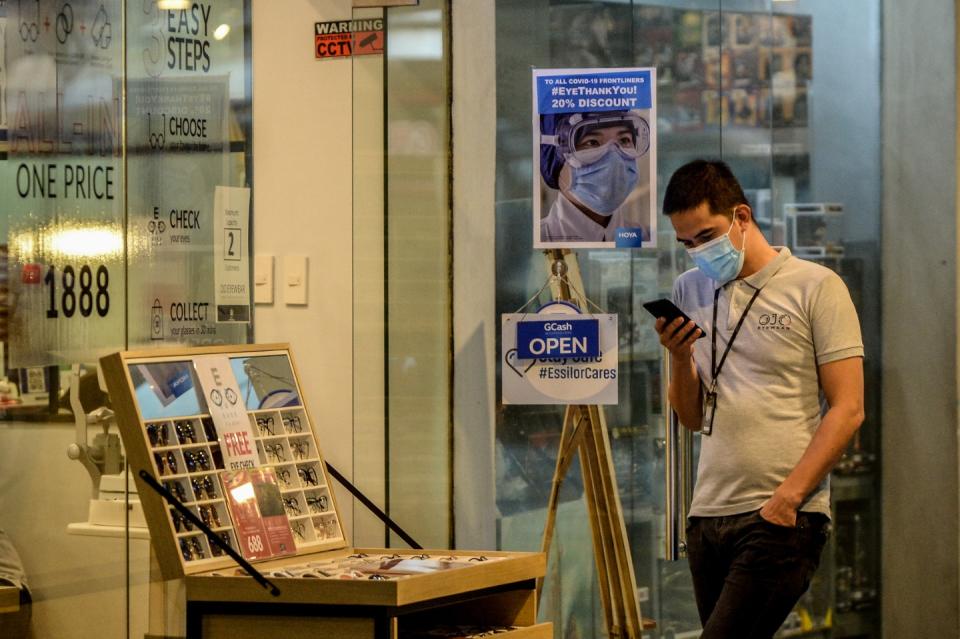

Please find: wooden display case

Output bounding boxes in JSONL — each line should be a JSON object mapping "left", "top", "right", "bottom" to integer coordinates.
{"left": 101, "top": 344, "right": 550, "bottom": 639}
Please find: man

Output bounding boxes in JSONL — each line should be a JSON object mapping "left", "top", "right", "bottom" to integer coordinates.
{"left": 539, "top": 110, "right": 650, "bottom": 243}
{"left": 654, "top": 160, "right": 864, "bottom": 638}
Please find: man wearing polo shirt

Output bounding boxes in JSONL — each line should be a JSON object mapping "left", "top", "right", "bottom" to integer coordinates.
{"left": 653, "top": 160, "right": 864, "bottom": 638}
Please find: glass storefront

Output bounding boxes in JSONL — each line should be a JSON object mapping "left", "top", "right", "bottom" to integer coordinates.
{"left": 0, "top": 0, "right": 954, "bottom": 637}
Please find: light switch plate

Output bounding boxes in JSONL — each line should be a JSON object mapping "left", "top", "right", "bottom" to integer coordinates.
{"left": 283, "top": 255, "right": 308, "bottom": 306}
{"left": 254, "top": 255, "right": 274, "bottom": 304}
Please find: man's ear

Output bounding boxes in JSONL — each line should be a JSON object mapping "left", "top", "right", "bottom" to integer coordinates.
{"left": 735, "top": 204, "right": 753, "bottom": 226}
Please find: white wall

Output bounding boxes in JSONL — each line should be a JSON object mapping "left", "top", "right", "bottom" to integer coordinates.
{"left": 250, "top": 0, "right": 358, "bottom": 540}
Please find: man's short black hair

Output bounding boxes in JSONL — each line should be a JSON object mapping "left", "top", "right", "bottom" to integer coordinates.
{"left": 662, "top": 160, "right": 750, "bottom": 218}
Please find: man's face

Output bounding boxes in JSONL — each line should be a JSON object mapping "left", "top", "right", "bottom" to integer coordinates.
{"left": 670, "top": 201, "right": 746, "bottom": 250}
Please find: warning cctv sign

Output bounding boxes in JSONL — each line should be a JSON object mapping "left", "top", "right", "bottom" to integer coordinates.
{"left": 315, "top": 19, "right": 385, "bottom": 59}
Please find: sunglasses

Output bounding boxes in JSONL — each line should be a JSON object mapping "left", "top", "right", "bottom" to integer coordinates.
{"left": 191, "top": 476, "right": 216, "bottom": 500}
{"left": 171, "top": 509, "right": 193, "bottom": 533}
{"left": 208, "top": 532, "right": 232, "bottom": 557}
{"left": 175, "top": 420, "right": 196, "bottom": 444}
{"left": 277, "top": 468, "right": 292, "bottom": 487}
{"left": 184, "top": 450, "right": 210, "bottom": 473}
{"left": 180, "top": 537, "right": 205, "bottom": 561}
{"left": 201, "top": 418, "right": 218, "bottom": 442}
{"left": 291, "top": 521, "right": 306, "bottom": 541}
{"left": 155, "top": 451, "right": 178, "bottom": 475}
{"left": 166, "top": 481, "right": 188, "bottom": 504}
{"left": 147, "top": 423, "right": 169, "bottom": 447}
{"left": 199, "top": 505, "right": 222, "bottom": 528}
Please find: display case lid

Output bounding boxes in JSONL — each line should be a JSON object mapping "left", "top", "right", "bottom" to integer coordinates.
{"left": 100, "top": 343, "right": 348, "bottom": 579}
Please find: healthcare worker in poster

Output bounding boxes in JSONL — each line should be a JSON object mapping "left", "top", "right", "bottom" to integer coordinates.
{"left": 534, "top": 67, "right": 657, "bottom": 249}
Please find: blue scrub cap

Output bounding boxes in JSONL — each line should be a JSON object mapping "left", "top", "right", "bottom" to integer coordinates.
{"left": 539, "top": 114, "right": 565, "bottom": 190}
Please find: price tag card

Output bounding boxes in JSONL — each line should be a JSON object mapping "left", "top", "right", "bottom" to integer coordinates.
{"left": 222, "top": 467, "right": 296, "bottom": 561}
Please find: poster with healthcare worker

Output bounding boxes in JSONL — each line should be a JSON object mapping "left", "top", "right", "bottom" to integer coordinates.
{"left": 533, "top": 67, "right": 657, "bottom": 249}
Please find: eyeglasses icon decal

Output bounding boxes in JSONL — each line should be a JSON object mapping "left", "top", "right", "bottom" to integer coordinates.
{"left": 184, "top": 449, "right": 210, "bottom": 472}
{"left": 255, "top": 416, "right": 275, "bottom": 436}
{"left": 297, "top": 466, "right": 319, "bottom": 487}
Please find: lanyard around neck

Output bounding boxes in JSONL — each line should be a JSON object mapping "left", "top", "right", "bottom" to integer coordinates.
{"left": 710, "top": 285, "right": 761, "bottom": 388}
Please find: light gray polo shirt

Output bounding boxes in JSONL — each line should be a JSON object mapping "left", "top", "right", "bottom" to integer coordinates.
{"left": 673, "top": 247, "right": 863, "bottom": 518}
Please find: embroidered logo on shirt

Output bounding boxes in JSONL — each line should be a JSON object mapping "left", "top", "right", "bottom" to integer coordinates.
{"left": 758, "top": 313, "right": 792, "bottom": 330}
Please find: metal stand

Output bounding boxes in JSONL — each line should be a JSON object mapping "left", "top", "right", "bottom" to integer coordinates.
{"left": 537, "top": 250, "right": 647, "bottom": 638}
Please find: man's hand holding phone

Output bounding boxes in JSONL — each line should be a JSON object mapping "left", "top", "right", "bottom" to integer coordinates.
{"left": 655, "top": 315, "right": 703, "bottom": 357}
{"left": 643, "top": 299, "right": 704, "bottom": 358}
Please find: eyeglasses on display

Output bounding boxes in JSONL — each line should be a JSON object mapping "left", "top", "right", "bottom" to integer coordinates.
{"left": 255, "top": 415, "right": 275, "bottom": 436}
{"left": 171, "top": 509, "right": 193, "bottom": 533}
{"left": 147, "top": 422, "right": 169, "bottom": 447}
{"left": 179, "top": 537, "right": 205, "bottom": 561}
{"left": 199, "top": 505, "right": 222, "bottom": 528}
{"left": 201, "top": 418, "right": 218, "bottom": 442}
{"left": 155, "top": 451, "right": 178, "bottom": 475}
{"left": 283, "top": 415, "right": 302, "bottom": 433}
{"left": 306, "top": 495, "right": 328, "bottom": 513}
{"left": 264, "top": 442, "right": 285, "bottom": 463}
{"left": 166, "top": 481, "right": 188, "bottom": 503}
{"left": 291, "top": 440, "right": 309, "bottom": 460}
{"left": 191, "top": 475, "right": 216, "bottom": 500}
{"left": 175, "top": 420, "right": 196, "bottom": 444}
{"left": 208, "top": 532, "right": 231, "bottom": 557}
{"left": 282, "top": 497, "right": 301, "bottom": 516}
{"left": 184, "top": 449, "right": 210, "bottom": 472}
{"left": 297, "top": 466, "right": 319, "bottom": 486}
{"left": 277, "top": 468, "right": 292, "bottom": 487}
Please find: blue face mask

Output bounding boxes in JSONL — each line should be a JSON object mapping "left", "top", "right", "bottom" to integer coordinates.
{"left": 567, "top": 145, "right": 639, "bottom": 216}
{"left": 687, "top": 218, "right": 746, "bottom": 284}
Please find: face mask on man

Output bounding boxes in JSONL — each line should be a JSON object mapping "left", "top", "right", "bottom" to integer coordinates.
{"left": 687, "top": 216, "right": 746, "bottom": 284}
{"left": 567, "top": 143, "right": 639, "bottom": 215}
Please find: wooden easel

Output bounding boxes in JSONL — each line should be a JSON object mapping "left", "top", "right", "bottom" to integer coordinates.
{"left": 537, "top": 249, "right": 647, "bottom": 638}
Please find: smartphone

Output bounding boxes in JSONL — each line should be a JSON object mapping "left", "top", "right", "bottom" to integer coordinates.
{"left": 642, "top": 298, "right": 705, "bottom": 339}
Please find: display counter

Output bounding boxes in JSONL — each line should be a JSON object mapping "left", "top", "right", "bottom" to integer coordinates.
{"left": 100, "top": 344, "right": 550, "bottom": 639}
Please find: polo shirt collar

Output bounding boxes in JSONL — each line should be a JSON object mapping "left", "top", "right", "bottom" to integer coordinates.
{"left": 714, "top": 246, "right": 791, "bottom": 290}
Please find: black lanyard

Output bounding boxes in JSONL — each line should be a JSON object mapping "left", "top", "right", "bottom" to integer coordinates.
{"left": 702, "top": 285, "right": 761, "bottom": 435}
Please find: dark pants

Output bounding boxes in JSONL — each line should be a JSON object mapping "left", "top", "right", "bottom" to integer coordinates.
{"left": 686, "top": 510, "right": 830, "bottom": 639}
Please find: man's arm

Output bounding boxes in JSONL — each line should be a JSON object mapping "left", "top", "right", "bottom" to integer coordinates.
{"left": 656, "top": 317, "right": 703, "bottom": 431}
{"left": 760, "top": 356, "right": 865, "bottom": 526}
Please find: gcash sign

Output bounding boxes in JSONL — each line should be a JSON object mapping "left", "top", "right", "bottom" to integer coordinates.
{"left": 516, "top": 318, "right": 600, "bottom": 359}
{"left": 314, "top": 19, "right": 385, "bottom": 59}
